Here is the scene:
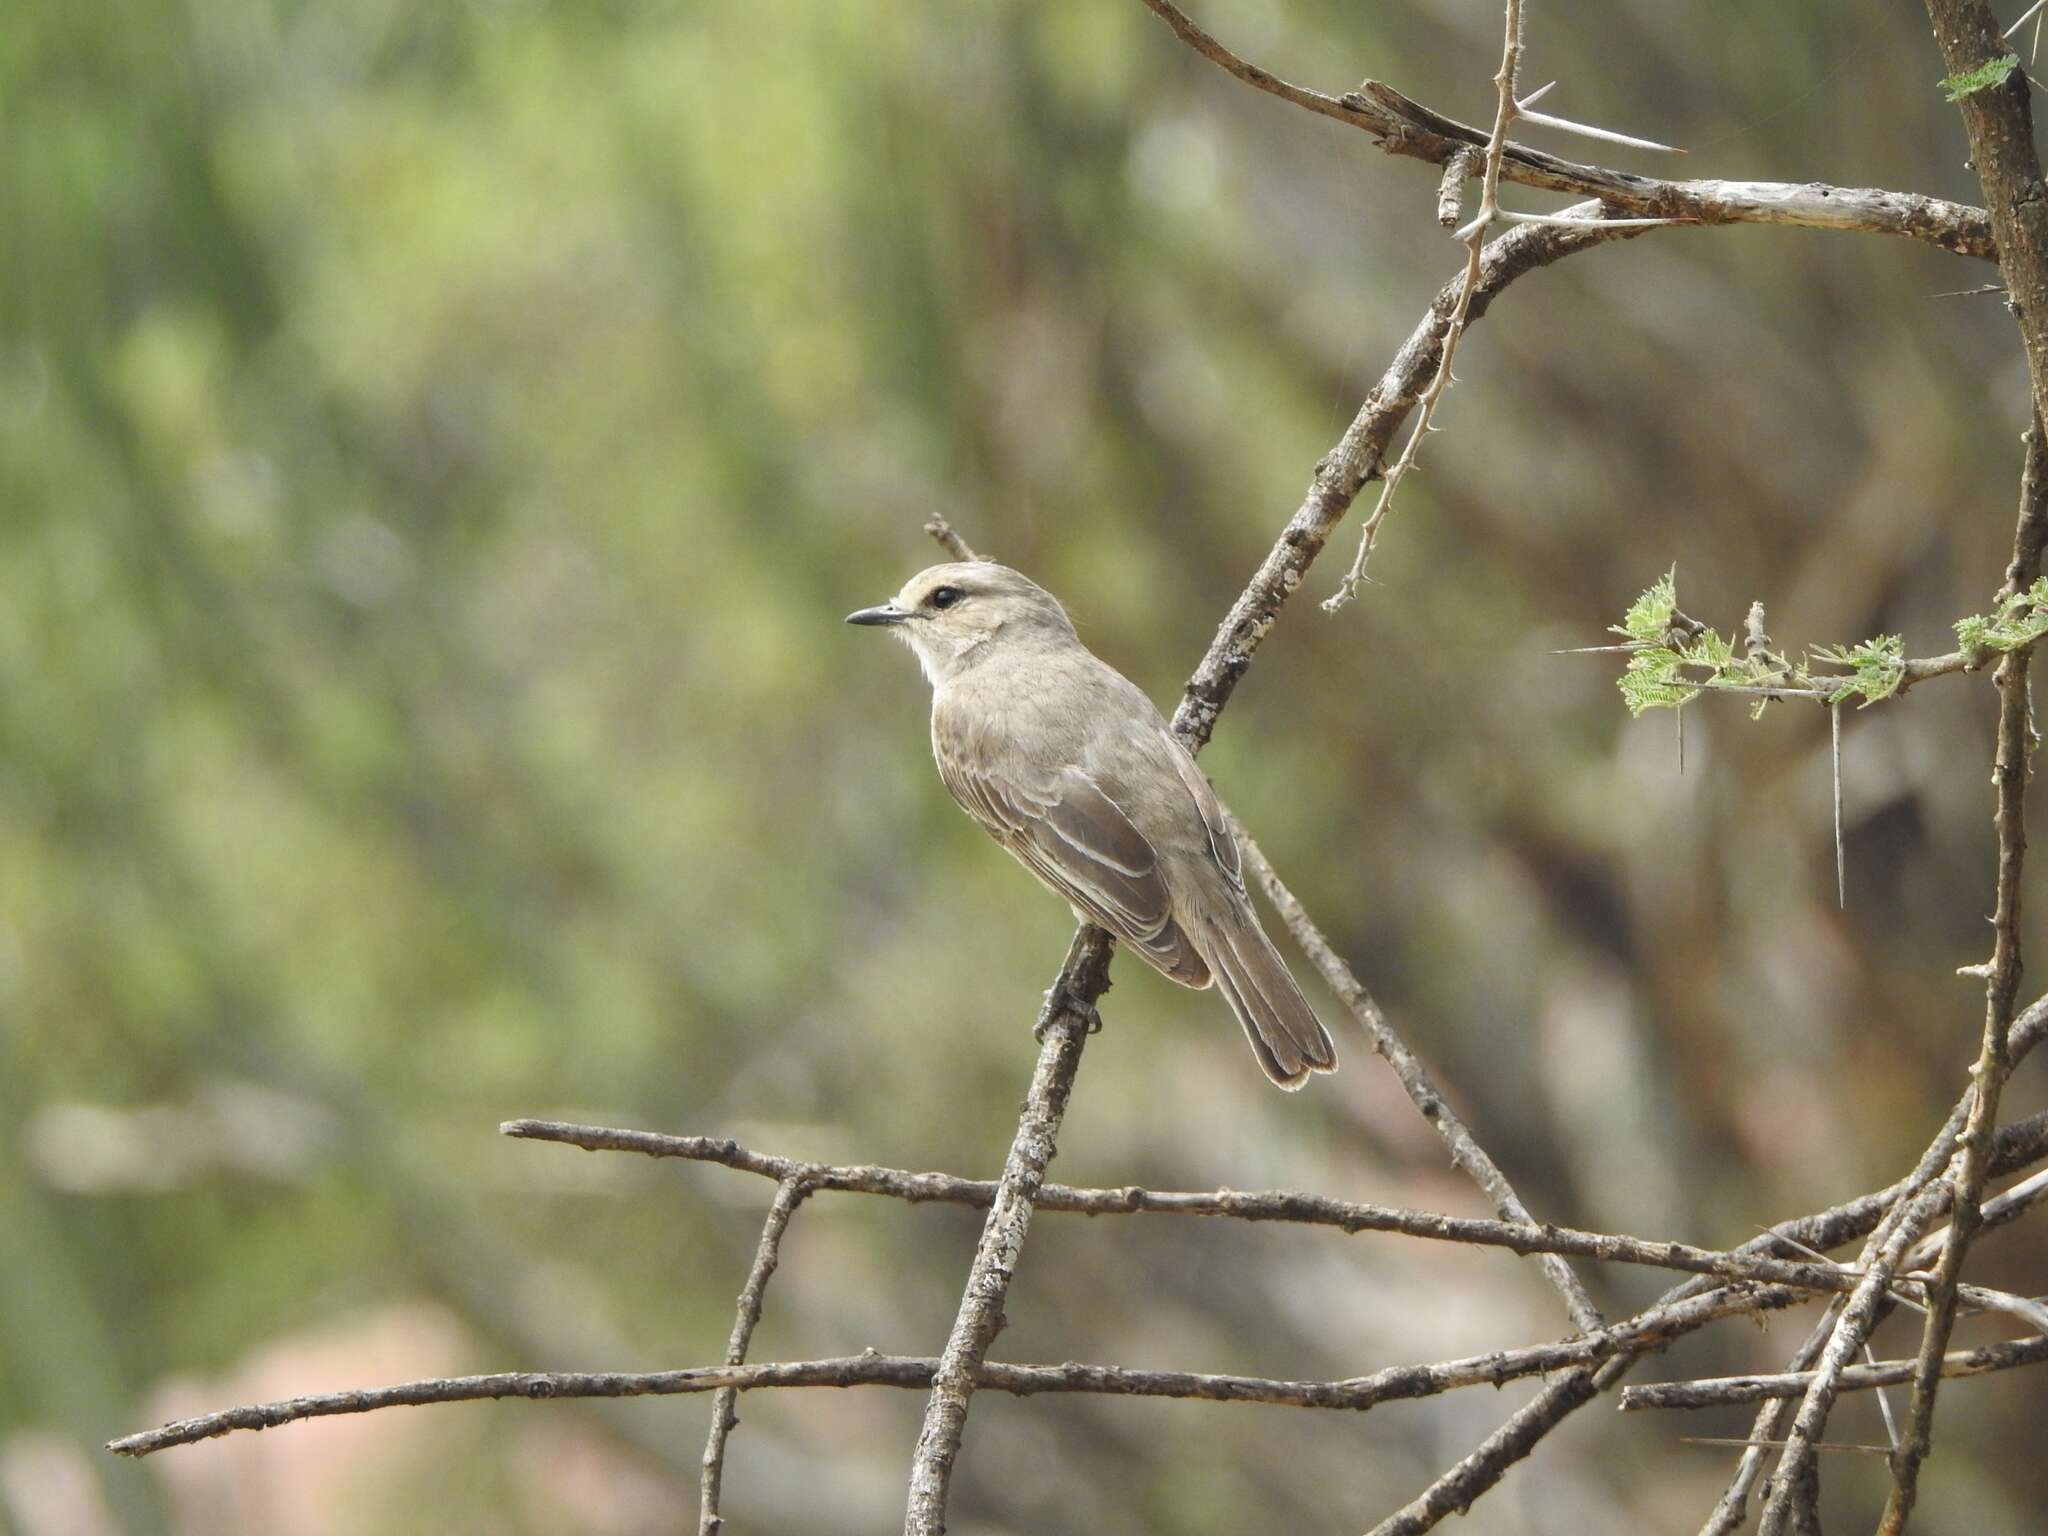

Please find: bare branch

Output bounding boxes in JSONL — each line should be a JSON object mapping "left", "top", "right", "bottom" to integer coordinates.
{"left": 1227, "top": 823, "right": 1603, "bottom": 1333}
{"left": 1368, "top": 1017, "right": 2048, "bottom": 1536}
{"left": 905, "top": 929, "right": 1107, "bottom": 1534}
{"left": 503, "top": 1117, "right": 1984, "bottom": 1299}
{"left": 923, "top": 516, "right": 986, "bottom": 563}
{"left": 1322, "top": 0, "right": 1528, "bottom": 609}
{"left": 97, "top": 1285, "right": 1869, "bottom": 1464}
{"left": 1621, "top": 1335, "right": 2048, "bottom": 1411}
{"left": 1436, "top": 148, "right": 1478, "bottom": 229}
{"left": 701, "top": 1176, "right": 811, "bottom": 1536}
{"left": 1883, "top": 424, "right": 2048, "bottom": 1528}
{"left": 1874, "top": 20, "right": 2048, "bottom": 1503}
{"left": 1136, "top": 1, "right": 1995, "bottom": 259}
{"left": 1697, "top": 1301, "right": 1846, "bottom": 1536}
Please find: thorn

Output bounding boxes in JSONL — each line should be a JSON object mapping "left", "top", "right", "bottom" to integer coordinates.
{"left": 1957, "top": 962, "right": 1994, "bottom": 978}
{"left": 1832, "top": 702, "right": 1846, "bottom": 909}
{"left": 1514, "top": 105, "right": 1687, "bottom": 155}
{"left": 1496, "top": 211, "right": 1689, "bottom": 229}
{"left": 1516, "top": 80, "right": 1560, "bottom": 109}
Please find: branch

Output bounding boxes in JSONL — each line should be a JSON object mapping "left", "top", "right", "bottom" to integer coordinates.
{"left": 94, "top": 1285, "right": 1902, "bottom": 1464}
{"left": 113, "top": 1105, "right": 2048, "bottom": 1471}
{"left": 904, "top": 928, "right": 1108, "bottom": 1534}
{"left": 1880, "top": 10, "right": 2048, "bottom": 1509}
{"left": 700, "top": 1175, "right": 811, "bottom": 1536}
{"left": 503, "top": 1116, "right": 2012, "bottom": 1300}
{"left": 1366, "top": 1013, "right": 2048, "bottom": 1536}
{"left": 1227, "top": 822, "right": 1603, "bottom": 1333}
{"left": 921, "top": 515, "right": 987, "bottom": 564}
{"left": 1137, "top": 0, "right": 1995, "bottom": 259}
{"left": 1168, "top": 210, "right": 1651, "bottom": 750}
{"left": 1321, "top": 0, "right": 1526, "bottom": 609}
{"left": 1697, "top": 1300, "right": 1847, "bottom": 1536}
{"left": 1620, "top": 1335, "right": 2048, "bottom": 1411}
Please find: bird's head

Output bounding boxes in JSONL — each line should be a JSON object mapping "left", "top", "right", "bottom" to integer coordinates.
{"left": 846, "top": 561, "right": 1076, "bottom": 685}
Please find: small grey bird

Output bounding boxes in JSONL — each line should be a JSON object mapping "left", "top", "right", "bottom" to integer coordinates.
{"left": 848, "top": 561, "right": 1337, "bottom": 1089}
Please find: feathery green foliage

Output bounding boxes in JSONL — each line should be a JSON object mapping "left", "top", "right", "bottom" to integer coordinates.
{"left": 1954, "top": 577, "right": 2048, "bottom": 655}
{"left": 1940, "top": 53, "right": 2020, "bottom": 102}
{"left": 1609, "top": 574, "right": 1906, "bottom": 715}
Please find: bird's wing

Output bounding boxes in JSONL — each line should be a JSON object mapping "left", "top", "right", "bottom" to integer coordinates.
{"left": 1161, "top": 730, "right": 1244, "bottom": 893}
{"left": 935, "top": 739, "right": 1207, "bottom": 984}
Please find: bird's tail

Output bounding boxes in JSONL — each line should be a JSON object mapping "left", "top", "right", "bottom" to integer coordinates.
{"left": 1202, "top": 914, "right": 1337, "bottom": 1090}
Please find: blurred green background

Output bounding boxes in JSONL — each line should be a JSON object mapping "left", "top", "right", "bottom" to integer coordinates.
{"left": 5, "top": 1, "right": 2046, "bottom": 1531}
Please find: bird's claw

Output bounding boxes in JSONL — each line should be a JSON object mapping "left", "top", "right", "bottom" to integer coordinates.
{"left": 1036, "top": 984, "right": 1103, "bottom": 1040}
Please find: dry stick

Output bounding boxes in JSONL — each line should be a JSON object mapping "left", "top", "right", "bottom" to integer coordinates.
{"left": 904, "top": 928, "right": 1108, "bottom": 1536}
{"left": 1751, "top": 1001, "right": 2037, "bottom": 1533}
{"left": 108, "top": 1106, "right": 2048, "bottom": 1464}
{"left": 1881, "top": 458, "right": 2048, "bottom": 1524}
{"left": 1697, "top": 1301, "right": 1847, "bottom": 1536}
{"left": 1228, "top": 825, "right": 1601, "bottom": 1335}
{"left": 922, "top": 515, "right": 987, "bottom": 564}
{"left": 700, "top": 1175, "right": 811, "bottom": 1536}
{"left": 1623, "top": 1336, "right": 2048, "bottom": 1412}
{"left": 1136, "top": 0, "right": 1995, "bottom": 259}
{"left": 1905, "top": 1165, "right": 2048, "bottom": 1271}
{"left": 1755, "top": 1177, "right": 1952, "bottom": 1535}
{"left": 1320, "top": 0, "right": 1525, "bottom": 611}
{"left": 1436, "top": 148, "right": 1478, "bottom": 228}
{"left": 503, "top": 1117, "right": 1988, "bottom": 1300}
{"left": 1755, "top": 905, "right": 2048, "bottom": 1533}
{"left": 115, "top": 1273, "right": 2037, "bottom": 1465}
{"left": 82, "top": 1316, "right": 1819, "bottom": 1463}
{"left": 1879, "top": 31, "right": 2048, "bottom": 1521}
{"left": 1367, "top": 1013, "right": 2048, "bottom": 1536}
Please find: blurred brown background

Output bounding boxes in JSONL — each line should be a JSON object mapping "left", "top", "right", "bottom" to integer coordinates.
{"left": 4, "top": 1, "right": 2045, "bottom": 1531}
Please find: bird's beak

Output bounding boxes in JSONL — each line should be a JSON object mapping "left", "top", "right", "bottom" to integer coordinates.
{"left": 845, "top": 603, "right": 911, "bottom": 627}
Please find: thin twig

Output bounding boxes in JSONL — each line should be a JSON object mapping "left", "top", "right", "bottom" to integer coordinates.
{"left": 1135, "top": 0, "right": 1995, "bottom": 259}
{"left": 503, "top": 1118, "right": 1978, "bottom": 1298}
{"left": 1682, "top": 1437, "right": 1894, "bottom": 1457}
{"left": 1322, "top": 0, "right": 1527, "bottom": 610}
{"left": 922, "top": 516, "right": 987, "bottom": 563}
{"left": 1905, "top": 1165, "right": 2048, "bottom": 1269}
{"left": 115, "top": 1104, "right": 2048, "bottom": 1481}
{"left": 96, "top": 1284, "right": 1909, "bottom": 1464}
{"left": 1231, "top": 821, "right": 1607, "bottom": 1331}
{"left": 1756, "top": 1130, "right": 1979, "bottom": 1530}
{"left": 1437, "top": 148, "right": 1478, "bottom": 228}
{"left": 905, "top": 929, "right": 1107, "bottom": 1535}
{"left": 1696, "top": 1300, "right": 1846, "bottom": 1536}
{"left": 1369, "top": 1015, "right": 2048, "bottom": 1536}
{"left": 1882, "top": 422, "right": 2048, "bottom": 1528}
{"left": 700, "top": 1175, "right": 811, "bottom": 1536}
{"left": 1622, "top": 1335, "right": 2048, "bottom": 1411}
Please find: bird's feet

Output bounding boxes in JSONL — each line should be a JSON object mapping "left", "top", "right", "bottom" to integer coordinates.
{"left": 1035, "top": 982, "right": 1103, "bottom": 1040}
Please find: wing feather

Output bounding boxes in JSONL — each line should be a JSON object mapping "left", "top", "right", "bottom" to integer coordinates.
{"left": 934, "top": 727, "right": 1207, "bottom": 985}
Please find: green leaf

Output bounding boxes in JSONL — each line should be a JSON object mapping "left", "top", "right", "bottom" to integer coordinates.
{"left": 1811, "top": 635, "right": 1904, "bottom": 705}
{"left": 1954, "top": 577, "right": 2048, "bottom": 654}
{"left": 1617, "top": 647, "right": 1698, "bottom": 716}
{"left": 1941, "top": 53, "right": 2020, "bottom": 102}
{"left": 1613, "top": 567, "right": 1679, "bottom": 643}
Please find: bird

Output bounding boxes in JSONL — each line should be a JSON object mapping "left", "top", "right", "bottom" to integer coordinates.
{"left": 847, "top": 560, "right": 1336, "bottom": 1089}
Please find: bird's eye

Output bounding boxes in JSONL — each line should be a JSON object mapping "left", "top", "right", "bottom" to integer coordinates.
{"left": 929, "top": 586, "right": 966, "bottom": 610}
